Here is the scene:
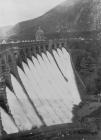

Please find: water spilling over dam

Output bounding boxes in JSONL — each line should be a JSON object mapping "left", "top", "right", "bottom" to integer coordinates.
{"left": 0, "top": 39, "right": 82, "bottom": 136}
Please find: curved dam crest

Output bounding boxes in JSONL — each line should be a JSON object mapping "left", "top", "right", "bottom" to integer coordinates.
{"left": 0, "top": 40, "right": 82, "bottom": 135}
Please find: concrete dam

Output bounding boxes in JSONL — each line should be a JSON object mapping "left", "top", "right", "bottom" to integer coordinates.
{"left": 0, "top": 39, "right": 81, "bottom": 136}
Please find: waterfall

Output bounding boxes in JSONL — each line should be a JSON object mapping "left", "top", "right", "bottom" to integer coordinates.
{"left": 62, "top": 48, "right": 81, "bottom": 103}
{"left": 1, "top": 47, "right": 81, "bottom": 134}
{"left": 6, "top": 87, "right": 32, "bottom": 131}
{"left": 27, "top": 58, "right": 60, "bottom": 125}
{"left": 0, "top": 107, "right": 18, "bottom": 134}
{"left": 11, "top": 74, "right": 42, "bottom": 127}
{"left": 31, "top": 55, "right": 72, "bottom": 123}
{"left": 53, "top": 48, "right": 81, "bottom": 104}
{"left": 41, "top": 52, "right": 73, "bottom": 120}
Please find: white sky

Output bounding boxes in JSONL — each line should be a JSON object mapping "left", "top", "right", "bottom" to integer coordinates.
{"left": 0, "top": 0, "right": 65, "bottom": 27}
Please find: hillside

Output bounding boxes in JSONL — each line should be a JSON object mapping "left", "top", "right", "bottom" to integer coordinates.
{"left": 6, "top": 0, "right": 101, "bottom": 40}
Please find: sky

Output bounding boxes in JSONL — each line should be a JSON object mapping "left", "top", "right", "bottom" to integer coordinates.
{"left": 0, "top": 0, "right": 66, "bottom": 27}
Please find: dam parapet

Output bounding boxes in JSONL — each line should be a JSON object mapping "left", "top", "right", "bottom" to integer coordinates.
{"left": 0, "top": 39, "right": 68, "bottom": 86}
{"left": 0, "top": 39, "right": 68, "bottom": 74}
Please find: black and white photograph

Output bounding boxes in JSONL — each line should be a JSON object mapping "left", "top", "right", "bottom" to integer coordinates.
{"left": 0, "top": 0, "right": 101, "bottom": 139}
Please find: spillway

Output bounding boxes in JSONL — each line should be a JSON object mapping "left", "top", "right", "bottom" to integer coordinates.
{"left": 6, "top": 87, "right": 33, "bottom": 131}
{"left": 0, "top": 107, "right": 18, "bottom": 134}
{"left": 0, "top": 47, "right": 81, "bottom": 135}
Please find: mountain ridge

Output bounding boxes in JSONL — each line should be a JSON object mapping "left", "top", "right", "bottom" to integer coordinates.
{"left": 1, "top": 0, "right": 101, "bottom": 40}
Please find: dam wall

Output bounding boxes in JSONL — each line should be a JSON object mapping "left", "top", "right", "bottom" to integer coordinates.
{"left": 0, "top": 39, "right": 85, "bottom": 135}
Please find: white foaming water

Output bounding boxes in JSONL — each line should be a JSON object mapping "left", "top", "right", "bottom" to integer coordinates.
{"left": 37, "top": 54, "right": 68, "bottom": 123}
{"left": 22, "top": 60, "right": 55, "bottom": 125}
{"left": 5, "top": 48, "right": 81, "bottom": 132}
{"left": 18, "top": 66, "right": 43, "bottom": 127}
{"left": 41, "top": 53, "right": 73, "bottom": 121}
{"left": 47, "top": 52, "right": 76, "bottom": 116}
{"left": 53, "top": 48, "right": 81, "bottom": 104}
{"left": 0, "top": 107, "right": 18, "bottom": 134}
{"left": 27, "top": 58, "right": 59, "bottom": 125}
{"left": 62, "top": 48, "right": 81, "bottom": 103}
{"left": 32, "top": 55, "right": 65, "bottom": 123}
{"left": 6, "top": 87, "right": 32, "bottom": 131}
{"left": 32, "top": 54, "right": 73, "bottom": 123}
{"left": 11, "top": 74, "right": 42, "bottom": 128}
{"left": 46, "top": 51, "right": 75, "bottom": 105}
